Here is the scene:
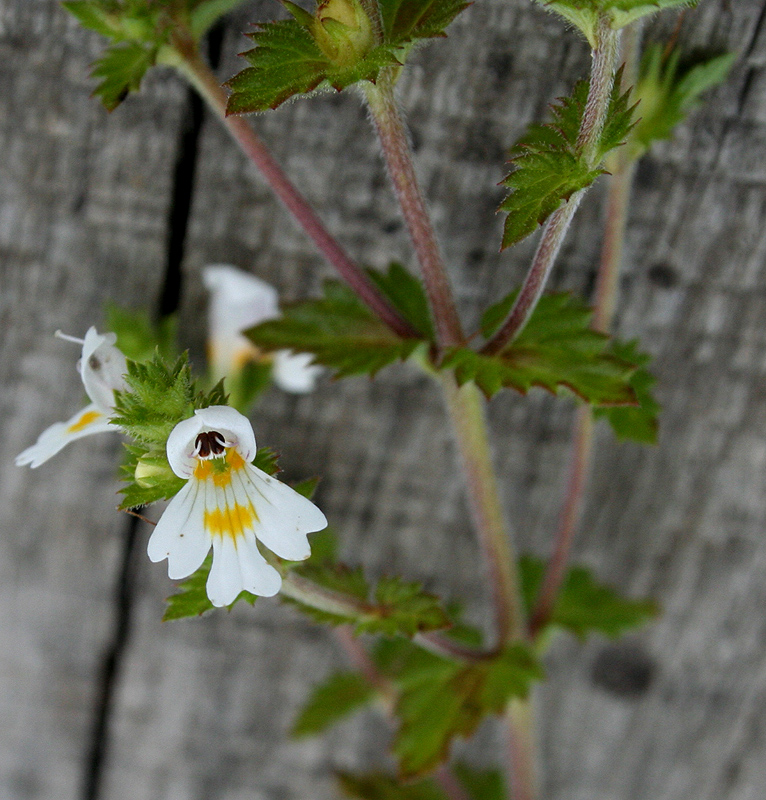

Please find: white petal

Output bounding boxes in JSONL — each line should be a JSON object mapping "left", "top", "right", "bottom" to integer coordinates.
{"left": 203, "top": 265, "right": 279, "bottom": 380}
{"left": 206, "top": 536, "right": 243, "bottom": 607}
{"left": 147, "top": 479, "right": 211, "bottom": 579}
{"left": 240, "top": 465, "right": 326, "bottom": 561}
{"left": 79, "top": 327, "right": 128, "bottom": 413}
{"left": 15, "top": 404, "right": 114, "bottom": 468}
{"left": 235, "top": 534, "right": 282, "bottom": 597}
{"left": 194, "top": 406, "right": 256, "bottom": 462}
{"left": 272, "top": 351, "right": 322, "bottom": 394}
{"left": 166, "top": 415, "right": 206, "bottom": 478}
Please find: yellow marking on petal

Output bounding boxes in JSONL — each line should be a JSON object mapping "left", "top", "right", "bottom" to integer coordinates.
{"left": 226, "top": 448, "right": 246, "bottom": 471}
{"left": 204, "top": 502, "right": 258, "bottom": 541}
{"left": 66, "top": 410, "right": 102, "bottom": 433}
{"left": 193, "top": 448, "right": 248, "bottom": 487}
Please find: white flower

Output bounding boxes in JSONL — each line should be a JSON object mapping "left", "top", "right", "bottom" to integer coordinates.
{"left": 203, "top": 264, "right": 322, "bottom": 394}
{"left": 16, "top": 327, "right": 128, "bottom": 468}
{"left": 147, "top": 405, "right": 327, "bottom": 606}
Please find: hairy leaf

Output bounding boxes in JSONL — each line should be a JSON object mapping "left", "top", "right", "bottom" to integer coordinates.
{"left": 62, "top": 1, "right": 122, "bottom": 38}
{"left": 91, "top": 41, "right": 156, "bottom": 110}
{"left": 520, "top": 556, "right": 659, "bottom": 640}
{"left": 379, "top": 0, "right": 471, "bottom": 46}
{"left": 628, "top": 44, "right": 735, "bottom": 160}
{"left": 372, "top": 639, "right": 543, "bottom": 778}
{"left": 500, "top": 75, "right": 635, "bottom": 248}
{"left": 533, "top": 0, "right": 698, "bottom": 46}
{"left": 367, "top": 263, "right": 434, "bottom": 338}
{"left": 594, "top": 340, "right": 659, "bottom": 444}
{"left": 444, "top": 292, "right": 639, "bottom": 405}
{"left": 292, "top": 672, "right": 375, "bottom": 737}
{"left": 245, "top": 278, "right": 429, "bottom": 379}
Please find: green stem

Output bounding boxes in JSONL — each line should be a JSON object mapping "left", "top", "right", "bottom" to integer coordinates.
{"left": 506, "top": 698, "right": 540, "bottom": 800}
{"left": 529, "top": 26, "right": 641, "bottom": 637}
{"left": 281, "top": 572, "right": 374, "bottom": 618}
{"left": 440, "top": 373, "right": 524, "bottom": 645}
{"left": 171, "top": 43, "right": 418, "bottom": 341}
{"left": 482, "top": 16, "right": 620, "bottom": 354}
{"left": 364, "top": 72, "right": 464, "bottom": 350}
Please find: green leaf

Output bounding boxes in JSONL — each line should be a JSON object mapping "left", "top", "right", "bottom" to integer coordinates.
{"left": 367, "top": 263, "right": 434, "bottom": 338}
{"left": 162, "top": 555, "right": 257, "bottom": 621}
{"left": 189, "top": 0, "right": 250, "bottom": 38}
{"left": 292, "top": 672, "right": 375, "bottom": 737}
{"left": 338, "top": 772, "right": 447, "bottom": 800}
{"left": 245, "top": 279, "right": 429, "bottom": 379}
{"left": 452, "top": 764, "right": 506, "bottom": 800}
{"left": 379, "top": 0, "right": 471, "bottom": 46}
{"left": 594, "top": 339, "right": 659, "bottom": 444}
{"left": 499, "top": 76, "right": 635, "bottom": 248}
{"left": 224, "top": 360, "right": 273, "bottom": 413}
{"left": 62, "top": 1, "right": 121, "bottom": 38}
{"left": 105, "top": 303, "right": 177, "bottom": 362}
{"left": 226, "top": 19, "right": 399, "bottom": 113}
{"left": 533, "top": 0, "right": 698, "bottom": 46}
{"left": 91, "top": 41, "right": 156, "bottom": 111}
{"left": 374, "top": 639, "right": 543, "bottom": 778}
{"left": 628, "top": 44, "right": 736, "bottom": 160}
{"left": 519, "top": 556, "right": 659, "bottom": 640}
{"left": 445, "top": 292, "right": 639, "bottom": 405}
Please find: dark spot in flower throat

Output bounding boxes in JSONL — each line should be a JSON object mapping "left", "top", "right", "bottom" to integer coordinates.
{"left": 195, "top": 431, "right": 226, "bottom": 459}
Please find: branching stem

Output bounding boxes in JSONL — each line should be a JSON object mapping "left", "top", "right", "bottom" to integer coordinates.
{"left": 172, "top": 43, "right": 418, "bottom": 341}
{"left": 483, "top": 16, "right": 620, "bottom": 354}
{"left": 364, "top": 72, "right": 464, "bottom": 350}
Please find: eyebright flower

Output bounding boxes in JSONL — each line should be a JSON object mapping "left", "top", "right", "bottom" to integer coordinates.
{"left": 203, "top": 264, "right": 322, "bottom": 394}
{"left": 16, "top": 327, "right": 127, "bottom": 468}
{"left": 147, "top": 405, "right": 327, "bottom": 606}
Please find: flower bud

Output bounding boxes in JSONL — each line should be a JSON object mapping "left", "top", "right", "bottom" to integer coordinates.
{"left": 312, "top": 0, "right": 374, "bottom": 67}
{"left": 135, "top": 457, "right": 173, "bottom": 488}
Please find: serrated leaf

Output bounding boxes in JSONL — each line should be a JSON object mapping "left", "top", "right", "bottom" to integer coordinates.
{"left": 373, "top": 639, "right": 543, "bottom": 778}
{"left": 628, "top": 44, "right": 735, "bottom": 159}
{"left": 499, "top": 75, "right": 635, "bottom": 248}
{"left": 226, "top": 19, "right": 399, "bottom": 113}
{"left": 520, "top": 555, "right": 659, "bottom": 640}
{"left": 162, "top": 555, "right": 257, "bottom": 620}
{"left": 292, "top": 672, "right": 375, "bottom": 737}
{"left": 367, "top": 263, "right": 434, "bottom": 338}
{"left": 338, "top": 772, "right": 447, "bottom": 800}
{"left": 245, "top": 279, "right": 428, "bottom": 379}
{"left": 62, "top": 1, "right": 121, "bottom": 38}
{"left": 594, "top": 339, "right": 659, "bottom": 444}
{"left": 379, "top": 0, "right": 470, "bottom": 45}
{"left": 533, "top": 0, "right": 698, "bottom": 46}
{"left": 285, "top": 564, "right": 450, "bottom": 636}
{"left": 91, "top": 41, "right": 155, "bottom": 111}
{"left": 446, "top": 292, "right": 639, "bottom": 405}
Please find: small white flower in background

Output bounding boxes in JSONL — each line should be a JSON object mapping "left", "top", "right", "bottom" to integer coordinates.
{"left": 203, "top": 264, "right": 322, "bottom": 394}
{"left": 16, "top": 327, "right": 127, "bottom": 468}
{"left": 147, "top": 405, "right": 327, "bottom": 606}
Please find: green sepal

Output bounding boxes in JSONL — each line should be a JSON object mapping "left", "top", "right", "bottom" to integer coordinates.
{"left": 520, "top": 555, "right": 659, "bottom": 641}
{"left": 245, "top": 272, "right": 430, "bottom": 379}
{"left": 91, "top": 41, "right": 156, "bottom": 111}
{"left": 499, "top": 74, "right": 635, "bottom": 248}
{"left": 444, "top": 292, "right": 639, "bottom": 405}
{"left": 594, "top": 339, "right": 659, "bottom": 444}
{"left": 162, "top": 554, "right": 258, "bottom": 621}
{"left": 533, "top": 0, "right": 698, "bottom": 47}
{"left": 292, "top": 671, "right": 375, "bottom": 737}
{"left": 226, "top": 0, "right": 469, "bottom": 113}
{"left": 105, "top": 303, "right": 177, "bottom": 363}
{"left": 372, "top": 638, "right": 543, "bottom": 779}
{"left": 627, "top": 44, "right": 736, "bottom": 161}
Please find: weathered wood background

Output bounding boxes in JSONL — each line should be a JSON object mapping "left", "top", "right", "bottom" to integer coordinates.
{"left": 2, "top": 0, "right": 766, "bottom": 798}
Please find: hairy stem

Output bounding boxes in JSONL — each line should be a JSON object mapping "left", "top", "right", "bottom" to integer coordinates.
{"left": 364, "top": 73, "right": 464, "bottom": 349}
{"left": 440, "top": 373, "right": 524, "bottom": 645}
{"left": 530, "top": 26, "right": 641, "bottom": 636}
{"left": 506, "top": 698, "right": 540, "bottom": 800}
{"left": 173, "top": 44, "right": 418, "bottom": 340}
{"left": 483, "top": 16, "right": 620, "bottom": 354}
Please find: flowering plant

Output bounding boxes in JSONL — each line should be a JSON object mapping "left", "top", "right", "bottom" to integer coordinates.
{"left": 14, "top": 0, "right": 737, "bottom": 798}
